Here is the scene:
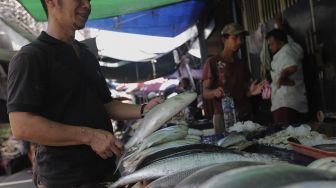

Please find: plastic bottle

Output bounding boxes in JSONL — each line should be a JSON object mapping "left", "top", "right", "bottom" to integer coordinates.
{"left": 221, "top": 92, "right": 237, "bottom": 133}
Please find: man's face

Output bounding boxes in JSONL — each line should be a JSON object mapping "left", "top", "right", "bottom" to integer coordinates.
{"left": 224, "top": 34, "right": 244, "bottom": 52}
{"left": 50, "top": 0, "right": 91, "bottom": 30}
{"left": 267, "top": 36, "right": 283, "bottom": 54}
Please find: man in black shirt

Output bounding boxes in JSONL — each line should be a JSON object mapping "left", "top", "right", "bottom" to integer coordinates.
{"left": 7, "top": 0, "right": 160, "bottom": 187}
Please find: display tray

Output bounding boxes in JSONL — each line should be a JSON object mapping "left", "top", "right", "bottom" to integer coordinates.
{"left": 288, "top": 142, "right": 336, "bottom": 159}
{"left": 314, "top": 144, "right": 336, "bottom": 152}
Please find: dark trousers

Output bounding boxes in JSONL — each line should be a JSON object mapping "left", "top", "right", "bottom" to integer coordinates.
{"left": 35, "top": 170, "right": 120, "bottom": 188}
{"left": 272, "top": 107, "right": 307, "bottom": 124}
{"left": 37, "top": 183, "right": 107, "bottom": 188}
{"left": 0, "top": 99, "right": 9, "bottom": 123}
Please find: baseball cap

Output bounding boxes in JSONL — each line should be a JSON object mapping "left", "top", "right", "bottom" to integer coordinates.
{"left": 221, "top": 23, "right": 249, "bottom": 36}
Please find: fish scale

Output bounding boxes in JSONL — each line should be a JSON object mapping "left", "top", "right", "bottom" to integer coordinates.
{"left": 135, "top": 144, "right": 235, "bottom": 170}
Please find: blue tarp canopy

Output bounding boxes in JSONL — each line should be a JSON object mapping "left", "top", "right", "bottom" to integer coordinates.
{"left": 86, "top": 0, "right": 206, "bottom": 37}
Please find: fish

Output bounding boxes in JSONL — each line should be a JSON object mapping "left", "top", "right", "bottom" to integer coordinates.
{"left": 198, "top": 164, "right": 336, "bottom": 188}
{"left": 126, "top": 125, "right": 188, "bottom": 158}
{"left": 117, "top": 125, "right": 188, "bottom": 171}
{"left": 188, "top": 128, "right": 203, "bottom": 136}
{"left": 308, "top": 157, "right": 336, "bottom": 173}
{"left": 146, "top": 166, "right": 206, "bottom": 188}
{"left": 281, "top": 181, "right": 336, "bottom": 188}
{"left": 125, "top": 92, "right": 197, "bottom": 149}
{"left": 135, "top": 144, "right": 230, "bottom": 170}
{"left": 184, "top": 135, "right": 201, "bottom": 142}
{"left": 122, "top": 139, "right": 199, "bottom": 173}
{"left": 202, "top": 129, "right": 215, "bottom": 136}
{"left": 109, "top": 150, "right": 280, "bottom": 187}
{"left": 136, "top": 125, "right": 188, "bottom": 151}
{"left": 175, "top": 161, "right": 266, "bottom": 188}
{"left": 217, "top": 134, "right": 247, "bottom": 148}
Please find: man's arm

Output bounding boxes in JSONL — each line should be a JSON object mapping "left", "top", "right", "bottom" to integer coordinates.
{"left": 202, "top": 79, "right": 223, "bottom": 99}
{"left": 278, "top": 65, "right": 298, "bottom": 87}
{"left": 9, "top": 112, "right": 122, "bottom": 159}
{"left": 247, "top": 80, "right": 268, "bottom": 97}
{"left": 104, "top": 97, "right": 162, "bottom": 120}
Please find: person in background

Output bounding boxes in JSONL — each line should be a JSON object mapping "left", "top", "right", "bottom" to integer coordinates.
{"left": 202, "top": 23, "right": 266, "bottom": 134}
{"left": 266, "top": 27, "right": 308, "bottom": 124}
{"left": 7, "top": 0, "right": 161, "bottom": 187}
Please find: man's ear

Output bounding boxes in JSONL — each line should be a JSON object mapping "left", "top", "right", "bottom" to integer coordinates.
{"left": 45, "top": 0, "right": 56, "bottom": 8}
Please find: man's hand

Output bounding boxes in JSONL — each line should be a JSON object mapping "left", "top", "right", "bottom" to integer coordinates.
{"left": 212, "top": 87, "right": 224, "bottom": 98}
{"left": 87, "top": 128, "right": 123, "bottom": 159}
{"left": 145, "top": 97, "right": 163, "bottom": 113}
{"left": 249, "top": 80, "right": 268, "bottom": 96}
{"left": 277, "top": 66, "right": 298, "bottom": 88}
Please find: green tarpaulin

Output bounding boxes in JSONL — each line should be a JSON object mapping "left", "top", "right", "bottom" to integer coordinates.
{"left": 18, "top": 0, "right": 188, "bottom": 22}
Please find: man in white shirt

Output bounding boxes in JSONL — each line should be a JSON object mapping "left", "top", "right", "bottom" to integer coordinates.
{"left": 266, "top": 29, "right": 308, "bottom": 123}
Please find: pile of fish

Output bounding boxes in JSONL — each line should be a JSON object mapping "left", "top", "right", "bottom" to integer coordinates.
{"left": 258, "top": 124, "right": 336, "bottom": 149}
{"left": 120, "top": 124, "right": 259, "bottom": 174}
{"left": 110, "top": 144, "right": 281, "bottom": 187}
{"left": 110, "top": 156, "right": 336, "bottom": 188}
{"left": 119, "top": 124, "right": 202, "bottom": 173}
{"left": 109, "top": 92, "right": 336, "bottom": 188}
{"left": 125, "top": 92, "right": 197, "bottom": 149}
{"left": 117, "top": 92, "right": 200, "bottom": 173}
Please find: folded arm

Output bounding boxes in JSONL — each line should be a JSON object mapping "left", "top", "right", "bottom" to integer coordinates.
{"left": 278, "top": 65, "right": 298, "bottom": 87}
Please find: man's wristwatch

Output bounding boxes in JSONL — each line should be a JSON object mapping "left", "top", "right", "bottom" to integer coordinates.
{"left": 140, "top": 103, "right": 147, "bottom": 118}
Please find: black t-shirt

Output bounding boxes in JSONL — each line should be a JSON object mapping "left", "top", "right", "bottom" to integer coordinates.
{"left": 7, "top": 32, "right": 116, "bottom": 187}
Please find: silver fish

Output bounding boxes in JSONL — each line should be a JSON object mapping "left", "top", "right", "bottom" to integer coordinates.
{"left": 109, "top": 151, "right": 279, "bottom": 187}
{"left": 118, "top": 125, "right": 189, "bottom": 173}
{"left": 188, "top": 128, "right": 203, "bottom": 136}
{"left": 122, "top": 139, "right": 199, "bottom": 173}
{"left": 130, "top": 125, "right": 188, "bottom": 156}
{"left": 184, "top": 135, "right": 201, "bottom": 142}
{"left": 176, "top": 161, "right": 265, "bottom": 188}
{"left": 125, "top": 92, "right": 197, "bottom": 149}
{"left": 199, "top": 164, "right": 336, "bottom": 188}
{"left": 146, "top": 166, "right": 206, "bottom": 188}
{"left": 134, "top": 144, "right": 230, "bottom": 171}
{"left": 217, "top": 134, "right": 247, "bottom": 148}
{"left": 281, "top": 181, "right": 336, "bottom": 188}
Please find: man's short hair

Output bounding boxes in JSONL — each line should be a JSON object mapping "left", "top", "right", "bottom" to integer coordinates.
{"left": 40, "top": 0, "right": 48, "bottom": 17}
{"left": 266, "top": 29, "right": 288, "bottom": 43}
